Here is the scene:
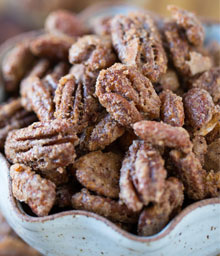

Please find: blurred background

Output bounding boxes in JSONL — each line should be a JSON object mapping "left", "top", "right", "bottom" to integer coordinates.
{"left": 0, "top": 0, "right": 219, "bottom": 44}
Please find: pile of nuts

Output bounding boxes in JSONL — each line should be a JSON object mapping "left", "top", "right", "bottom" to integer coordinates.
{"left": 0, "top": 6, "right": 219, "bottom": 236}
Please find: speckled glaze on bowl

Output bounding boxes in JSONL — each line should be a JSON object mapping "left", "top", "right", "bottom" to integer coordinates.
{"left": 0, "top": 4, "right": 220, "bottom": 256}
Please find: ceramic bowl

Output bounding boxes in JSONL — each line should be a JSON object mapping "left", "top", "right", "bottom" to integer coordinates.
{"left": 0, "top": 4, "right": 220, "bottom": 256}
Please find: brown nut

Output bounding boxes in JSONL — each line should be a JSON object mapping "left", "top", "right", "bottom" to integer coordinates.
{"left": 111, "top": 12, "right": 167, "bottom": 82}
{"left": 72, "top": 188, "right": 138, "bottom": 224}
{"left": 5, "top": 119, "right": 79, "bottom": 172}
{"left": 204, "top": 138, "right": 220, "bottom": 172}
{"left": 160, "top": 90, "right": 184, "bottom": 127}
{"left": 74, "top": 151, "right": 121, "bottom": 198}
{"left": 10, "top": 164, "right": 56, "bottom": 217}
{"left": 192, "top": 135, "right": 207, "bottom": 167}
{"left": 133, "top": 121, "right": 192, "bottom": 154}
{"left": 0, "top": 98, "right": 37, "bottom": 149}
{"left": 69, "top": 35, "right": 116, "bottom": 71}
{"left": 156, "top": 68, "right": 180, "bottom": 93}
{"left": 138, "top": 177, "right": 184, "bottom": 236}
{"left": 55, "top": 183, "right": 74, "bottom": 208}
{"left": 41, "top": 167, "right": 69, "bottom": 186}
{"left": 26, "top": 58, "right": 51, "bottom": 78}
{"left": 96, "top": 63, "right": 161, "bottom": 127}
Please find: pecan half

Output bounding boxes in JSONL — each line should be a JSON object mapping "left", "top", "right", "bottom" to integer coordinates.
{"left": 167, "top": 5, "right": 204, "bottom": 46}
{"left": 5, "top": 119, "right": 78, "bottom": 172}
{"left": 0, "top": 99, "right": 37, "bottom": 149}
{"left": 74, "top": 151, "right": 121, "bottom": 198}
{"left": 54, "top": 74, "right": 99, "bottom": 132}
{"left": 72, "top": 189, "right": 138, "bottom": 224}
{"left": 2, "top": 41, "right": 35, "bottom": 92}
{"left": 204, "top": 138, "right": 220, "bottom": 172}
{"left": 10, "top": 164, "right": 56, "bottom": 217}
{"left": 119, "top": 140, "right": 167, "bottom": 212}
{"left": 69, "top": 35, "right": 116, "bottom": 71}
{"left": 92, "top": 16, "right": 112, "bottom": 36}
{"left": 30, "top": 34, "right": 75, "bottom": 60}
{"left": 111, "top": 12, "right": 167, "bottom": 82}
{"left": 138, "top": 177, "right": 184, "bottom": 236}
{"left": 26, "top": 58, "right": 51, "bottom": 78}
{"left": 133, "top": 121, "right": 192, "bottom": 154}
{"left": 96, "top": 63, "right": 161, "bottom": 127}
{"left": 160, "top": 90, "right": 184, "bottom": 127}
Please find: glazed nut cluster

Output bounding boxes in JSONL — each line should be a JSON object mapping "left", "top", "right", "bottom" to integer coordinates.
{"left": 1, "top": 7, "right": 220, "bottom": 236}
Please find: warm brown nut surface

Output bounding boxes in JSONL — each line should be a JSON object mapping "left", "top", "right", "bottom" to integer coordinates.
{"left": 10, "top": 164, "right": 56, "bottom": 217}
{"left": 205, "top": 171, "right": 220, "bottom": 197}
{"left": 160, "top": 90, "right": 184, "bottom": 127}
{"left": 54, "top": 74, "right": 99, "bottom": 132}
{"left": 167, "top": 5, "right": 204, "bottom": 46}
{"left": 138, "top": 177, "right": 184, "bottom": 236}
{"left": 192, "top": 67, "right": 220, "bottom": 104}
{"left": 170, "top": 150, "right": 206, "bottom": 200}
{"left": 156, "top": 68, "right": 180, "bottom": 93}
{"left": 2, "top": 41, "right": 35, "bottom": 92}
{"left": 204, "top": 138, "right": 220, "bottom": 172}
{"left": 27, "top": 59, "right": 51, "bottom": 78}
{"left": 5, "top": 119, "right": 78, "bottom": 172}
{"left": 45, "top": 10, "right": 87, "bottom": 37}
{"left": 183, "top": 88, "right": 215, "bottom": 130}
{"left": 133, "top": 121, "right": 192, "bottom": 154}
{"left": 92, "top": 16, "right": 112, "bottom": 36}
{"left": 119, "top": 140, "right": 167, "bottom": 212}
{"left": 72, "top": 189, "right": 138, "bottom": 223}
{"left": 55, "top": 184, "right": 74, "bottom": 208}
{"left": 0, "top": 99, "right": 37, "bottom": 149}
{"left": 207, "top": 41, "right": 220, "bottom": 67}
{"left": 30, "top": 34, "right": 75, "bottom": 60}
{"left": 111, "top": 12, "right": 167, "bottom": 82}
{"left": 21, "top": 76, "right": 54, "bottom": 121}
{"left": 41, "top": 167, "right": 69, "bottom": 186}
{"left": 69, "top": 35, "right": 116, "bottom": 71}
{"left": 192, "top": 135, "right": 207, "bottom": 167}
{"left": 87, "top": 114, "right": 125, "bottom": 151}
{"left": 74, "top": 151, "right": 121, "bottom": 198}
{"left": 96, "top": 63, "right": 161, "bottom": 127}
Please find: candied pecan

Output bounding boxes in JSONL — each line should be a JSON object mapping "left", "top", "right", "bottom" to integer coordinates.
{"left": 0, "top": 99, "right": 37, "bottom": 149}
{"left": 72, "top": 189, "right": 138, "bottom": 224}
{"left": 133, "top": 121, "right": 192, "bottom": 154}
{"left": 96, "top": 63, "right": 161, "bottom": 127}
{"left": 45, "top": 9, "right": 87, "bottom": 37}
{"left": 69, "top": 35, "right": 116, "bottom": 71}
{"left": 207, "top": 41, "right": 220, "bottom": 67}
{"left": 170, "top": 150, "right": 206, "bottom": 200}
{"left": 30, "top": 34, "right": 75, "bottom": 60}
{"left": 167, "top": 5, "right": 204, "bottom": 46}
{"left": 204, "top": 138, "right": 220, "bottom": 172}
{"left": 74, "top": 151, "right": 121, "bottom": 198}
{"left": 120, "top": 141, "right": 167, "bottom": 212}
{"left": 2, "top": 41, "right": 35, "bottom": 92}
{"left": 205, "top": 170, "right": 220, "bottom": 197}
{"left": 10, "top": 164, "right": 56, "bottom": 217}
{"left": 160, "top": 90, "right": 184, "bottom": 127}
{"left": 183, "top": 88, "right": 215, "bottom": 130}
{"left": 5, "top": 119, "right": 78, "bottom": 172}
{"left": 192, "top": 135, "right": 207, "bottom": 167}
{"left": 192, "top": 67, "right": 220, "bottom": 104}
{"left": 54, "top": 74, "right": 99, "bottom": 132}
{"left": 92, "top": 16, "right": 112, "bottom": 36}
{"left": 111, "top": 12, "right": 167, "bottom": 82}
{"left": 206, "top": 123, "right": 220, "bottom": 144}
{"left": 27, "top": 58, "right": 51, "bottom": 78}
{"left": 55, "top": 184, "right": 74, "bottom": 208}
{"left": 41, "top": 167, "right": 69, "bottom": 186}
{"left": 21, "top": 76, "right": 54, "bottom": 121}
{"left": 138, "top": 177, "right": 184, "bottom": 236}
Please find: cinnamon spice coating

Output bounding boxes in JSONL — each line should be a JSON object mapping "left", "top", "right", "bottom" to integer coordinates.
{"left": 10, "top": 164, "right": 56, "bottom": 217}
{"left": 111, "top": 12, "right": 167, "bottom": 82}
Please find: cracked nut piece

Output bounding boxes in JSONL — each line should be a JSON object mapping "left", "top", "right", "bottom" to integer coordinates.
{"left": 167, "top": 5, "right": 204, "bottom": 46}
{"left": 45, "top": 9, "right": 87, "bottom": 37}
{"left": 119, "top": 141, "right": 167, "bottom": 212}
{"left": 30, "top": 34, "right": 75, "bottom": 60}
{"left": 5, "top": 119, "right": 78, "bottom": 172}
{"left": 74, "top": 151, "right": 121, "bottom": 198}
{"left": 21, "top": 76, "right": 54, "bottom": 121}
{"left": 133, "top": 121, "right": 192, "bottom": 154}
{"left": 111, "top": 12, "right": 167, "bottom": 82}
{"left": 192, "top": 67, "right": 220, "bottom": 104}
{"left": 160, "top": 90, "right": 184, "bottom": 127}
{"left": 54, "top": 74, "right": 99, "bottom": 132}
{"left": 10, "top": 164, "right": 56, "bottom": 217}
{"left": 69, "top": 35, "right": 116, "bottom": 71}
{"left": 72, "top": 189, "right": 138, "bottom": 224}
{"left": 0, "top": 98, "right": 37, "bottom": 149}
{"left": 96, "top": 63, "right": 161, "bottom": 127}
{"left": 204, "top": 138, "right": 220, "bottom": 172}
{"left": 138, "top": 177, "right": 184, "bottom": 236}
{"left": 2, "top": 41, "right": 35, "bottom": 92}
